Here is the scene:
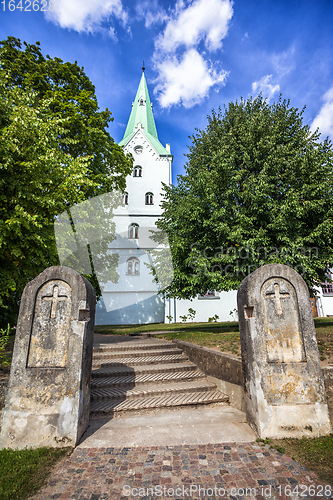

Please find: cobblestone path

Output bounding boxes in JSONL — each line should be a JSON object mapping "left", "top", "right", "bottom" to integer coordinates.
{"left": 32, "top": 442, "right": 332, "bottom": 500}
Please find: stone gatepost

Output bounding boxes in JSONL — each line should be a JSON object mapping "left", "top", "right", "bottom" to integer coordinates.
{"left": 0, "top": 266, "right": 96, "bottom": 449}
{"left": 237, "top": 264, "right": 331, "bottom": 439}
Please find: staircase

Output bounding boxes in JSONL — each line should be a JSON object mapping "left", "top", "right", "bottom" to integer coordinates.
{"left": 90, "top": 335, "right": 229, "bottom": 418}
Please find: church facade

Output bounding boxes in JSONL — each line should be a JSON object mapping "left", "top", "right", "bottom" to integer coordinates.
{"left": 95, "top": 70, "right": 174, "bottom": 325}
{"left": 95, "top": 70, "right": 330, "bottom": 325}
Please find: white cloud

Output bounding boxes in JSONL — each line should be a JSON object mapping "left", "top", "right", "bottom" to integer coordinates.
{"left": 155, "top": 0, "right": 233, "bottom": 53}
{"left": 311, "top": 86, "right": 333, "bottom": 139}
{"left": 152, "top": 0, "right": 233, "bottom": 108}
{"left": 135, "top": 0, "right": 168, "bottom": 28}
{"left": 45, "top": 0, "right": 128, "bottom": 34}
{"left": 251, "top": 74, "right": 280, "bottom": 101}
{"left": 154, "top": 49, "right": 228, "bottom": 108}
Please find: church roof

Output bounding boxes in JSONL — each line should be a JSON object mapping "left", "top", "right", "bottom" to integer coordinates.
{"left": 119, "top": 71, "right": 170, "bottom": 156}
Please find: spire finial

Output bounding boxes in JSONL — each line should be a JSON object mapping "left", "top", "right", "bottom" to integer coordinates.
{"left": 142, "top": 60, "right": 145, "bottom": 72}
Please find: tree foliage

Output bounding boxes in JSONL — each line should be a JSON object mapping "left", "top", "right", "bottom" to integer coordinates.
{"left": 0, "top": 37, "right": 133, "bottom": 326}
{"left": 0, "top": 36, "right": 132, "bottom": 195}
{"left": 156, "top": 95, "right": 333, "bottom": 298}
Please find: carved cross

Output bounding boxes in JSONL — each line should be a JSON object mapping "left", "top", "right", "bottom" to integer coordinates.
{"left": 42, "top": 285, "right": 68, "bottom": 319}
{"left": 266, "top": 282, "right": 290, "bottom": 315}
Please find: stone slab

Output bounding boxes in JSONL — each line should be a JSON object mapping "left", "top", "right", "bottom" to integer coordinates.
{"left": 237, "top": 264, "right": 331, "bottom": 439}
{"left": 79, "top": 404, "right": 256, "bottom": 447}
{"left": 0, "top": 266, "right": 96, "bottom": 449}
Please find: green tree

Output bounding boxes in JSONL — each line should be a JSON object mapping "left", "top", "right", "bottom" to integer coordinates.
{"left": 0, "top": 37, "right": 133, "bottom": 326}
{"left": 0, "top": 36, "right": 132, "bottom": 196}
{"left": 156, "top": 95, "right": 333, "bottom": 298}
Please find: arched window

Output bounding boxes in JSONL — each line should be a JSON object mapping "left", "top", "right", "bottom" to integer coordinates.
{"left": 122, "top": 192, "right": 128, "bottom": 205}
{"left": 128, "top": 223, "right": 139, "bottom": 239}
{"left": 133, "top": 165, "right": 142, "bottom": 177}
{"left": 139, "top": 97, "right": 144, "bottom": 106}
{"left": 127, "top": 257, "right": 140, "bottom": 275}
{"left": 145, "top": 192, "right": 154, "bottom": 205}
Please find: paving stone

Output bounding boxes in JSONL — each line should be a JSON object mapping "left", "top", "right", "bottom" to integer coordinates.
{"left": 31, "top": 442, "right": 331, "bottom": 499}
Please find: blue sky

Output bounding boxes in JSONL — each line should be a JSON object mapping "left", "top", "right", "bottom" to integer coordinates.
{"left": 1, "top": 0, "right": 333, "bottom": 183}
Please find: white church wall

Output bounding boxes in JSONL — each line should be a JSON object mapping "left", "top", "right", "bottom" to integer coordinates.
{"left": 95, "top": 114, "right": 171, "bottom": 325}
{"left": 165, "top": 291, "right": 238, "bottom": 324}
{"left": 319, "top": 295, "right": 333, "bottom": 317}
{"left": 313, "top": 284, "right": 333, "bottom": 317}
{"left": 96, "top": 292, "right": 165, "bottom": 325}
{"left": 95, "top": 226, "right": 164, "bottom": 325}
{"left": 119, "top": 129, "right": 171, "bottom": 216}
{"left": 101, "top": 248, "right": 158, "bottom": 293}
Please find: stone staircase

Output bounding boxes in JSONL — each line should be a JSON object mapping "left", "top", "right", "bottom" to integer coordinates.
{"left": 90, "top": 336, "right": 229, "bottom": 418}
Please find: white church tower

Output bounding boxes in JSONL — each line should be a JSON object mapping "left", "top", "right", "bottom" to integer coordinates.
{"left": 95, "top": 68, "right": 173, "bottom": 325}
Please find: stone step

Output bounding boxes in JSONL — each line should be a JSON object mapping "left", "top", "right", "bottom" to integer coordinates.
{"left": 90, "top": 379, "right": 216, "bottom": 401}
{"left": 92, "top": 353, "right": 188, "bottom": 369}
{"left": 129, "top": 331, "right": 181, "bottom": 337}
{"left": 93, "top": 347, "right": 183, "bottom": 360}
{"left": 91, "top": 369, "right": 204, "bottom": 389}
{"left": 91, "top": 361, "right": 198, "bottom": 379}
{"left": 90, "top": 337, "right": 229, "bottom": 418}
{"left": 90, "top": 390, "right": 228, "bottom": 415}
{"left": 93, "top": 341, "right": 175, "bottom": 353}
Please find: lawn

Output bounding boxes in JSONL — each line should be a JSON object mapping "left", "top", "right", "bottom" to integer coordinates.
{"left": 95, "top": 317, "right": 333, "bottom": 363}
{"left": 258, "top": 435, "right": 333, "bottom": 485}
{"left": 0, "top": 446, "right": 72, "bottom": 500}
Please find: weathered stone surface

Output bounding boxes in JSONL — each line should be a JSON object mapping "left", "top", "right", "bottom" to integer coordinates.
{"left": 237, "top": 264, "right": 331, "bottom": 439}
{"left": 0, "top": 378, "right": 9, "bottom": 413}
{"left": 323, "top": 366, "right": 333, "bottom": 424}
{"left": 173, "top": 340, "right": 245, "bottom": 411}
{"left": 0, "top": 266, "right": 96, "bottom": 449}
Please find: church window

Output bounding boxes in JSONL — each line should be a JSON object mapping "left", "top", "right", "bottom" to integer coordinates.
{"left": 134, "top": 146, "right": 143, "bottom": 154}
{"left": 198, "top": 290, "right": 219, "bottom": 299}
{"left": 126, "top": 257, "right": 140, "bottom": 275}
{"left": 122, "top": 192, "right": 129, "bottom": 205}
{"left": 139, "top": 97, "right": 144, "bottom": 106}
{"left": 133, "top": 165, "right": 142, "bottom": 177}
{"left": 322, "top": 270, "right": 333, "bottom": 295}
{"left": 145, "top": 192, "right": 154, "bottom": 205}
{"left": 128, "top": 223, "right": 139, "bottom": 239}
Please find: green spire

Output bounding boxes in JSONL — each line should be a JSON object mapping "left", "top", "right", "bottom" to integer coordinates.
{"left": 119, "top": 70, "right": 170, "bottom": 156}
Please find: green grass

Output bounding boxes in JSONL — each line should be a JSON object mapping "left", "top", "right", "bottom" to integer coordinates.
{"left": 312, "top": 318, "right": 333, "bottom": 363}
{"left": 95, "top": 321, "right": 242, "bottom": 356}
{"left": 0, "top": 447, "right": 72, "bottom": 500}
{"left": 258, "top": 434, "right": 333, "bottom": 484}
{"left": 95, "top": 317, "right": 333, "bottom": 360}
{"left": 160, "top": 328, "right": 241, "bottom": 356}
{"left": 94, "top": 320, "right": 239, "bottom": 335}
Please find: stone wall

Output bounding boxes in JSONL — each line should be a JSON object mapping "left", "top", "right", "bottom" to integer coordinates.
{"left": 173, "top": 340, "right": 245, "bottom": 412}
{"left": 323, "top": 367, "right": 333, "bottom": 424}
{"left": 174, "top": 340, "right": 333, "bottom": 424}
